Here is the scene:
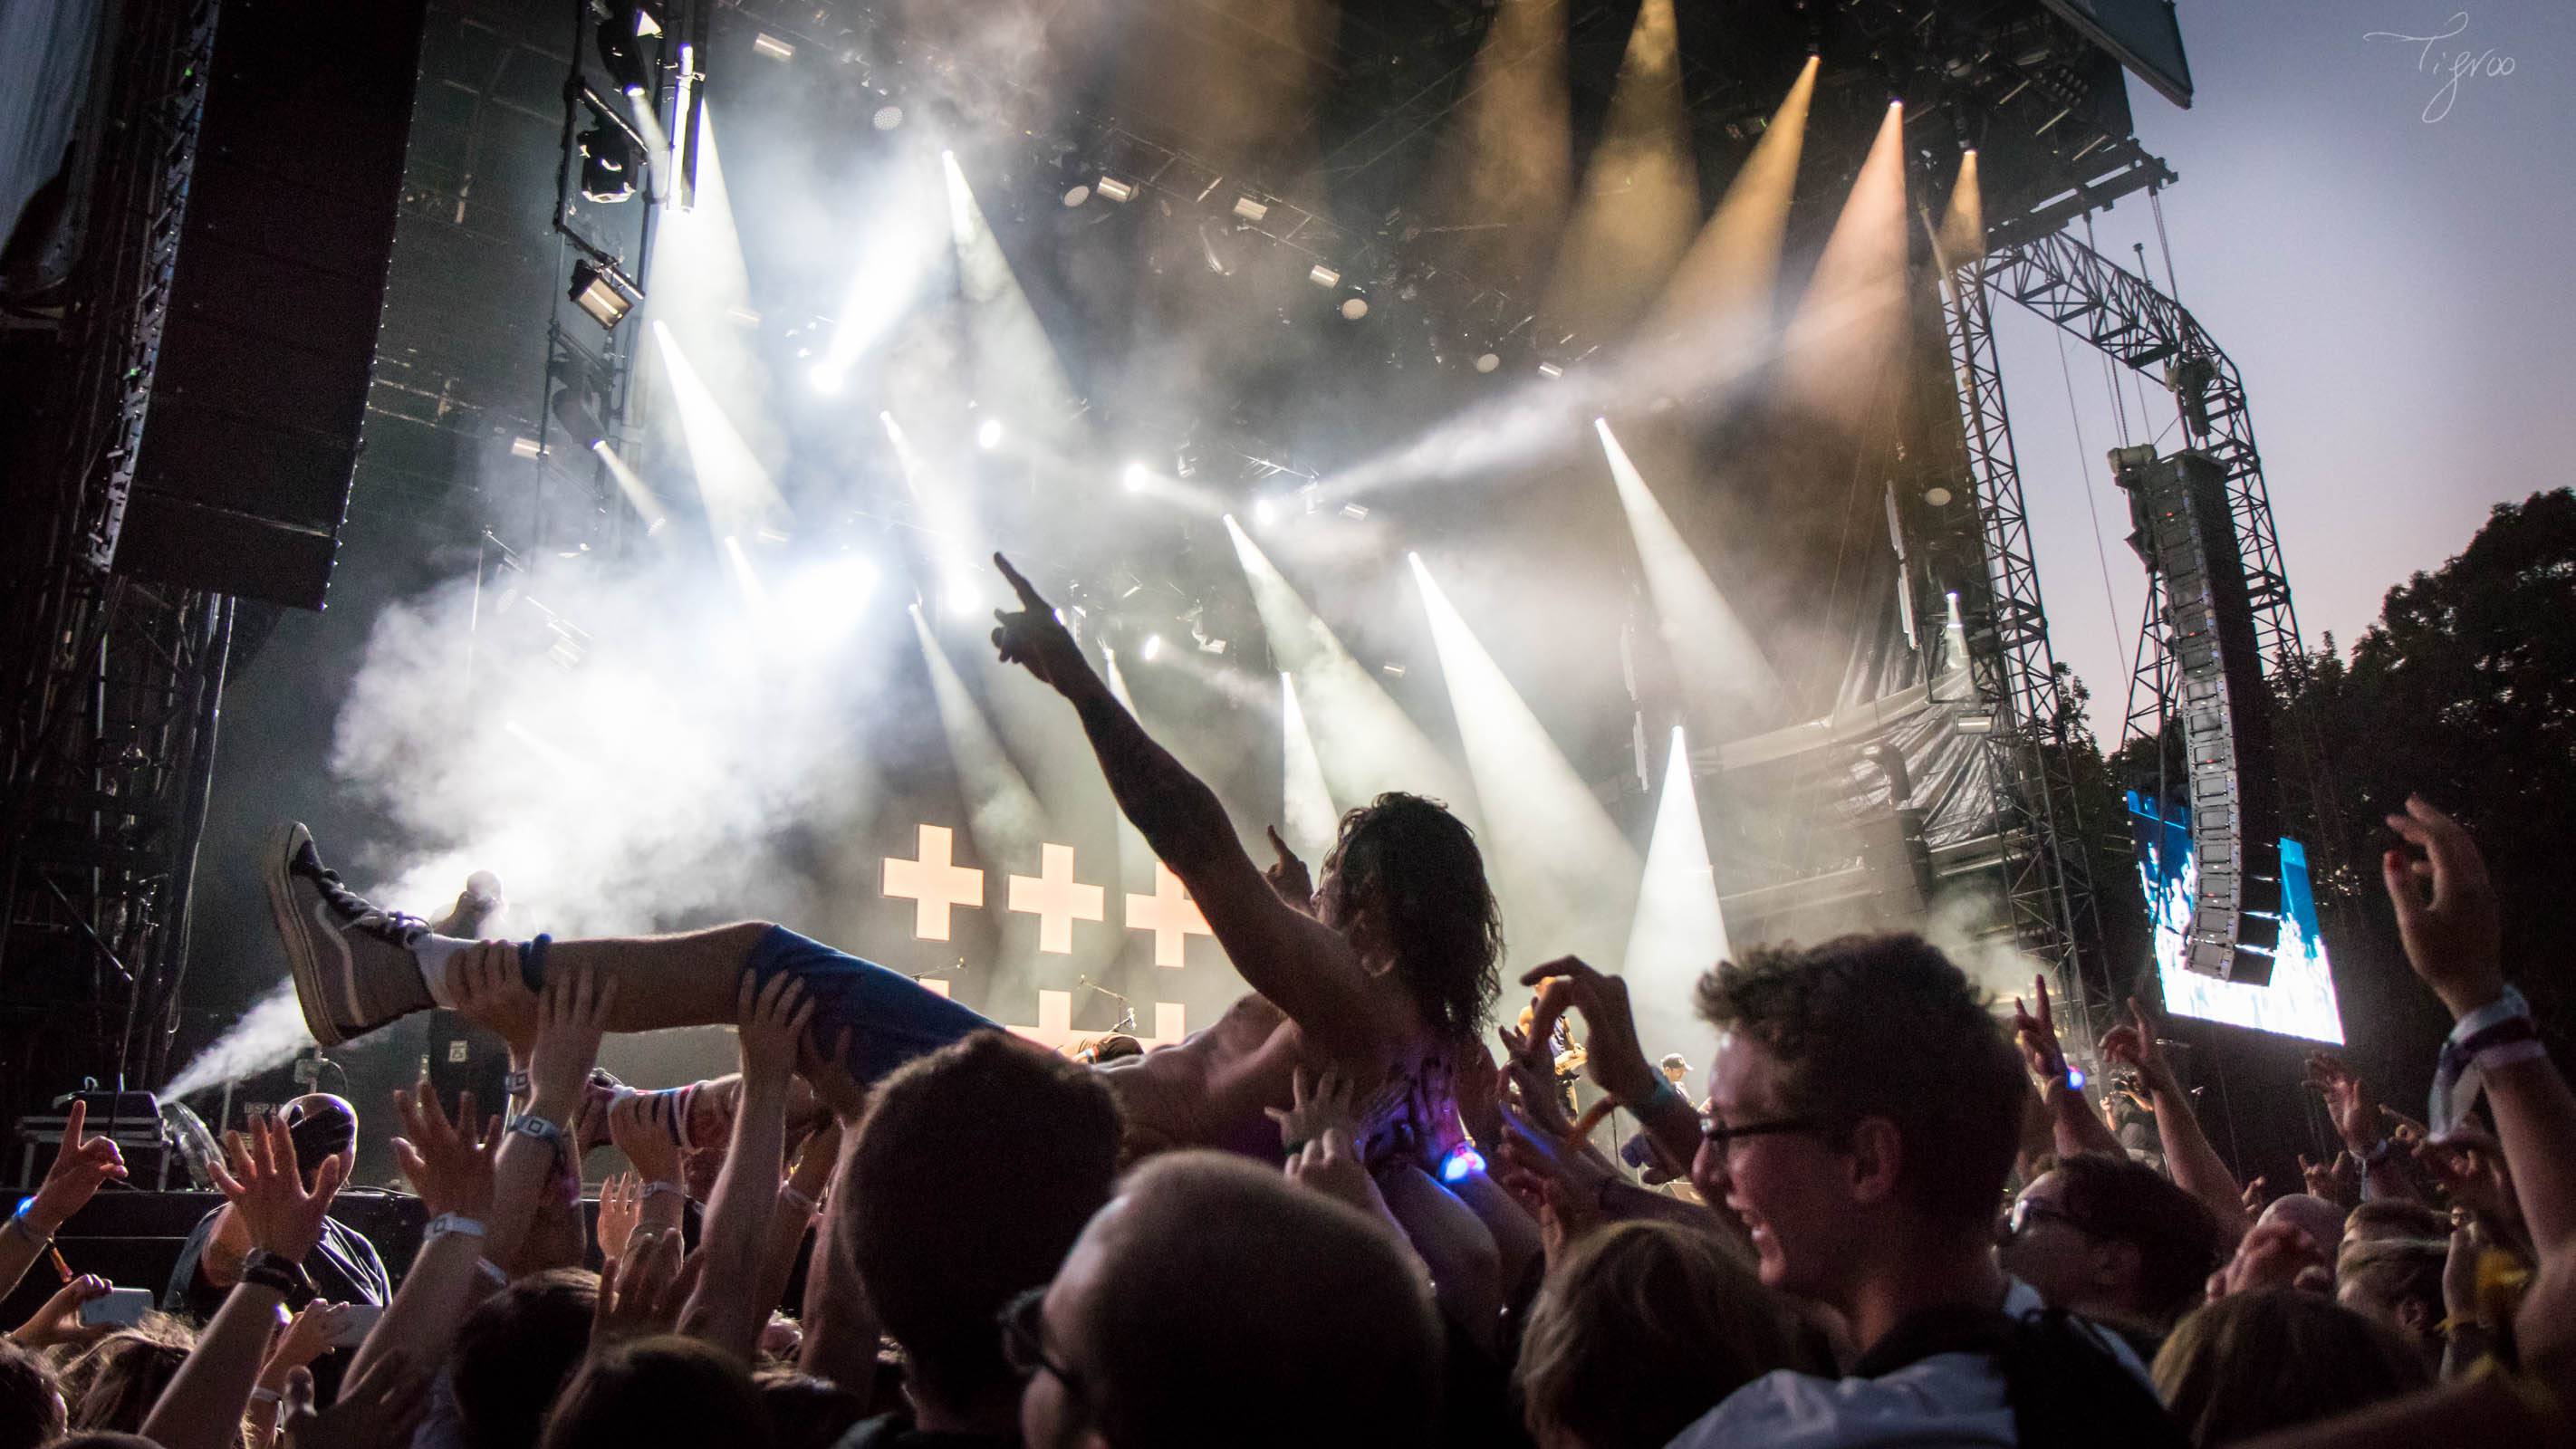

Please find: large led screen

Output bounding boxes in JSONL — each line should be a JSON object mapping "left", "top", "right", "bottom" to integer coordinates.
{"left": 2127, "top": 791, "right": 2344, "bottom": 1043}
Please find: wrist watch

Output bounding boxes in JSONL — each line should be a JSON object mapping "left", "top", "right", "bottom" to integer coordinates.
{"left": 239, "top": 1248, "right": 315, "bottom": 1304}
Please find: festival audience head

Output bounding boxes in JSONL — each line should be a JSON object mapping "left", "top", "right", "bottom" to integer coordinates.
{"left": 278, "top": 1092, "right": 359, "bottom": 1183}
{"left": 1017, "top": 1151, "right": 1443, "bottom": 1449}
{"left": 2152, "top": 1289, "right": 2430, "bottom": 1446}
{"left": 56, "top": 1319, "right": 193, "bottom": 1434}
{"left": 2340, "top": 1198, "right": 2446, "bottom": 1249}
{"left": 841, "top": 1030, "right": 1122, "bottom": 1426}
{"left": 1514, "top": 1220, "right": 1821, "bottom": 1449}
{"left": 2001, "top": 1153, "right": 2225, "bottom": 1329}
{"left": 2254, "top": 1193, "right": 2349, "bottom": 1259}
{"left": 2332, "top": 1236, "right": 2447, "bottom": 1357}
{"left": 1690, "top": 933, "right": 2027, "bottom": 1313}
{"left": 539, "top": 1336, "right": 773, "bottom": 1449}
{"left": 754, "top": 1369, "right": 870, "bottom": 1449}
{"left": 1314, "top": 792, "right": 1504, "bottom": 1040}
{"left": 451, "top": 1268, "right": 600, "bottom": 1449}
{"left": 0, "top": 1339, "right": 64, "bottom": 1449}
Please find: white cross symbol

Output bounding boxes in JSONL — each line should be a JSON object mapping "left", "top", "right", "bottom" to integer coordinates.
{"left": 1126, "top": 861, "right": 1212, "bottom": 968}
{"left": 1008, "top": 843, "right": 1106, "bottom": 955}
{"left": 883, "top": 824, "right": 984, "bottom": 941}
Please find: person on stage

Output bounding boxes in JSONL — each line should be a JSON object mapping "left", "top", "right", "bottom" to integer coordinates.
{"left": 162, "top": 1094, "right": 389, "bottom": 1319}
{"left": 263, "top": 553, "right": 1504, "bottom": 1169}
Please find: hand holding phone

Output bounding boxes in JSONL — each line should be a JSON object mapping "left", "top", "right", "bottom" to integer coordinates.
{"left": 76, "top": 1287, "right": 153, "bottom": 1329}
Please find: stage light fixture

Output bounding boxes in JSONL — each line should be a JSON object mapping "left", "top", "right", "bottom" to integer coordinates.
{"left": 752, "top": 32, "right": 795, "bottom": 62}
{"left": 1095, "top": 176, "right": 1136, "bottom": 203}
{"left": 596, "top": 7, "right": 654, "bottom": 96}
{"left": 1924, "top": 485, "right": 1955, "bottom": 506}
{"left": 1232, "top": 197, "right": 1269, "bottom": 222}
{"left": 1062, "top": 184, "right": 1091, "bottom": 207}
{"left": 1536, "top": 360, "right": 1565, "bottom": 379}
{"left": 1339, "top": 296, "right": 1370, "bottom": 321}
{"left": 872, "top": 104, "right": 904, "bottom": 130}
{"left": 1307, "top": 264, "right": 1341, "bottom": 289}
{"left": 567, "top": 259, "right": 640, "bottom": 329}
{"left": 1121, "top": 462, "right": 1149, "bottom": 492}
{"left": 1474, "top": 352, "right": 1501, "bottom": 373}
{"left": 1141, "top": 634, "right": 1163, "bottom": 662}
{"left": 510, "top": 436, "right": 544, "bottom": 459}
{"left": 579, "top": 126, "right": 637, "bottom": 203}
{"left": 549, "top": 386, "right": 607, "bottom": 449}
{"left": 808, "top": 362, "right": 845, "bottom": 394}
{"left": 976, "top": 417, "right": 1004, "bottom": 449}
{"left": 1254, "top": 498, "right": 1279, "bottom": 526}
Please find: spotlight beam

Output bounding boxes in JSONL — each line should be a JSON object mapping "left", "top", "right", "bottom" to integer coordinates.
{"left": 1408, "top": 553, "right": 1639, "bottom": 964}
{"left": 1539, "top": 0, "right": 1697, "bottom": 336}
{"left": 1623, "top": 724, "right": 1731, "bottom": 1065}
{"left": 1279, "top": 673, "right": 1336, "bottom": 863}
{"left": 1783, "top": 101, "right": 1911, "bottom": 429}
{"left": 1643, "top": 54, "right": 1816, "bottom": 354}
{"left": 1224, "top": 517, "right": 1471, "bottom": 822}
{"left": 591, "top": 440, "right": 673, "bottom": 540}
{"left": 650, "top": 319, "right": 788, "bottom": 539}
{"left": 943, "top": 151, "right": 1080, "bottom": 439}
{"left": 1593, "top": 417, "right": 1783, "bottom": 735}
{"left": 909, "top": 605, "right": 1048, "bottom": 873}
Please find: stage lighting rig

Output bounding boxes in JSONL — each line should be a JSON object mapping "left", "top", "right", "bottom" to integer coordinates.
{"left": 567, "top": 257, "right": 643, "bottom": 330}
{"left": 595, "top": 3, "right": 662, "bottom": 97}
{"left": 579, "top": 126, "right": 637, "bottom": 203}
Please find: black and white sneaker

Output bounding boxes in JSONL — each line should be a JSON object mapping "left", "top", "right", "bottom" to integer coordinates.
{"left": 264, "top": 822, "right": 437, "bottom": 1048}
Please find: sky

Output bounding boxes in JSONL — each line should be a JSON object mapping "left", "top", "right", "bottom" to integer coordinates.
{"left": 1992, "top": 0, "right": 2576, "bottom": 742}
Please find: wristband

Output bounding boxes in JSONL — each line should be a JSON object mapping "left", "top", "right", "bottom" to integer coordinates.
{"left": 2, "top": 1213, "right": 51, "bottom": 1252}
{"left": 779, "top": 1185, "right": 820, "bottom": 1215}
{"left": 508, "top": 1113, "right": 567, "bottom": 1152}
{"left": 426, "top": 1212, "right": 488, "bottom": 1242}
{"left": 239, "top": 1249, "right": 313, "bottom": 1302}
{"left": 249, "top": 1387, "right": 283, "bottom": 1406}
{"left": 476, "top": 1257, "right": 510, "bottom": 1289}
{"left": 504, "top": 1070, "right": 532, "bottom": 1098}
{"left": 2431, "top": 987, "right": 2540, "bottom": 1136}
{"left": 640, "top": 1179, "right": 687, "bottom": 1204}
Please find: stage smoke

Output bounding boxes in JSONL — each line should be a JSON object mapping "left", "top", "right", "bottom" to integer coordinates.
{"left": 1540, "top": 0, "right": 1696, "bottom": 335}
{"left": 1783, "top": 101, "right": 1911, "bottom": 428}
{"left": 160, "top": 980, "right": 311, "bottom": 1101}
{"left": 1594, "top": 417, "right": 1783, "bottom": 738}
{"left": 1279, "top": 672, "right": 1335, "bottom": 863}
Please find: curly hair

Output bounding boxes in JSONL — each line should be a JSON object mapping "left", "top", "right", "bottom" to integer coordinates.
{"left": 1694, "top": 933, "right": 2024, "bottom": 1232}
{"left": 1318, "top": 792, "right": 1502, "bottom": 1042}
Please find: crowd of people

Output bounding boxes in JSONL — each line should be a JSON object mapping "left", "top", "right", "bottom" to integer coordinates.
{"left": 4, "top": 554, "right": 2571, "bottom": 1449}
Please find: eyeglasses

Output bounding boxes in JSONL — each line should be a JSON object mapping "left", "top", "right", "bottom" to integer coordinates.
{"left": 1699, "top": 1115, "right": 1831, "bottom": 1156}
{"left": 998, "top": 1284, "right": 1088, "bottom": 1402}
{"left": 2000, "top": 1197, "right": 2089, "bottom": 1243}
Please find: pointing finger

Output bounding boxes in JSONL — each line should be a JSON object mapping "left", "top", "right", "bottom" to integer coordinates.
{"left": 993, "top": 552, "right": 1048, "bottom": 609}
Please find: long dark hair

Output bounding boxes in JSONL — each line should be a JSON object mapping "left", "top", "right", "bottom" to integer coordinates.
{"left": 1319, "top": 792, "right": 1502, "bottom": 1041}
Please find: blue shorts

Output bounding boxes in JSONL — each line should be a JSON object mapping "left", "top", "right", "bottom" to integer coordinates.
{"left": 742, "top": 926, "right": 1002, "bottom": 1083}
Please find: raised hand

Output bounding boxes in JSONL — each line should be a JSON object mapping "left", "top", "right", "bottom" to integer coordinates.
{"left": 2011, "top": 974, "right": 2071, "bottom": 1084}
{"left": 24, "top": 1098, "right": 128, "bottom": 1234}
{"left": 2098, "top": 996, "right": 2177, "bottom": 1094}
{"left": 1284, "top": 1128, "right": 1398, "bottom": 1227}
{"left": 447, "top": 941, "right": 540, "bottom": 1060}
{"left": 735, "top": 973, "right": 815, "bottom": 1089}
{"left": 595, "top": 1172, "right": 643, "bottom": 1263}
{"left": 1496, "top": 1022, "right": 1578, "bottom": 1140}
{"left": 9, "top": 1273, "right": 116, "bottom": 1348}
{"left": 527, "top": 964, "right": 616, "bottom": 1105}
{"left": 1264, "top": 826, "right": 1315, "bottom": 914}
{"left": 210, "top": 1115, "right": 347, "bottom": 1265}
{"left": 591, "top": 1230, "right": 701, "bottom": 1349}
{"left": 1494, "top": 1102, "right": 1615, "bottom": 1223}
{"left": 390, "top": 1082, "right": 500, "bottom": 1220}
{"left": 2238, "top": 1175, "right": 2271, "bottom": 1218}
{"left": 2208, "top": 1217, "right": 2331, "bottom": 1300}
{"left": 2381, "top": 796, "right": 2505, "bottom": 1018}
{"left": 1522, "top": 957, "right": 1660, "bottom": 1108}
{"left": 2303, "top": 1052, "right": 2381, "bottom": 1155}
{"left": 2416, "top": 1126, "right": 2521, "bottom": 1231}
{"left": 608, "top": 1091, "right": 685, "bottom": 1186}
{"left": 988, "top": 553, "right": 1096, "bottom": 699}
{"left": 279, "top": 1352, "right": 430, "bottom": 1449}
{"left": 796, "top": 1025, "right": 869, "bottom": 1124}
{"left": 1455, "top": 1041, "right": 1504, "bottom": 1150}
{"left": 264, "top": 1300, "right": 351, "bottom": 1380}
{"left": 1265, "top": 1066, "right": 1364, "bottom": 1153}
{"left": 2300, "top": 1150, "right": 2360, "bottom": 1208}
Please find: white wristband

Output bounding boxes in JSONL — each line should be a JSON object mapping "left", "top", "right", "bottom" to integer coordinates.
{"left": 426, "top": 1213, "right": 488, "bottom": 1241}
{"left": 779, "top": 1185, "right": 819, "bottom": 1215}
{"left": 476, "top": 1258, "right": 510, "bottom": 1288}
{"left": 250, "top": 1387, "right": 283, "bottom": 1406}
{"left": 640, "top": 1180, "right": 687, "bottom": 1204}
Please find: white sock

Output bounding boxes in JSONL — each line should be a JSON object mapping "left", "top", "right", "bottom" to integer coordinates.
{"left": 414, "top": 935, "right": 473, "bottom": 1009}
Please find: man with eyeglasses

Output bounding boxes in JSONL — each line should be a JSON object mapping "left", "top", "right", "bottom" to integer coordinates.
{"left": 1010, "top": 1153, "right": 1441, "bottom": 1449}
{"left": 1668, "top": 934, "right": 2177, "bottom": 1449}
{"left": 1998, "top": 1154, "right": 2225, "bottom": 1354}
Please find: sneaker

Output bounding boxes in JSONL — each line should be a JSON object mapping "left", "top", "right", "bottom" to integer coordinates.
{"left": 264, "top": 822, "right": 437, "bottom": 1048}
{"left": 431, "top": 869, "right": 505, "bottom": 938}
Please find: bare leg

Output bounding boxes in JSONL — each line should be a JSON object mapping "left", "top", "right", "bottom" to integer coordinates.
{"left": 536, "top": 922, "right": 768, "bottom": 1032}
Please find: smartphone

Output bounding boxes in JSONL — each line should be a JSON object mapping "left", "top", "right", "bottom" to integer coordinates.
{"left": 328, "top": 1303, "right": 383, "bottom": 1348}
{"left": 78, "top": 1288, "right": 153, "bottom": 1329}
